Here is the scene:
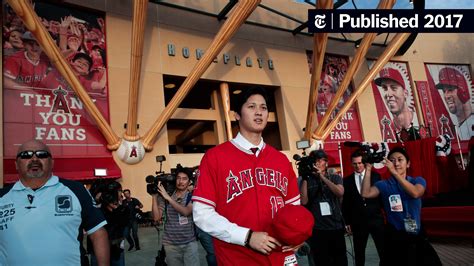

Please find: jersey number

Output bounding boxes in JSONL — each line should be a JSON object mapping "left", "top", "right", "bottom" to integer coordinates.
{"left": 270, "top": 196, "right": 284, "bottom": 218}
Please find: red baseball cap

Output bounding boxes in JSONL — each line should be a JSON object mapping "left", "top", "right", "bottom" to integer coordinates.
{"left": 268, "top": 205, "right": 314, "bottom": 246}
{"left": 374, "top": 68, "right": 405, "bottom": 90}
{"left": 435, "top": 67, "right": 470, "bottom": 104}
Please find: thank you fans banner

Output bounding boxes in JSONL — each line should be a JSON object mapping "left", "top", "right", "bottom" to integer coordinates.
{"left": 2, "top": 1, "right": 110, "bottom": 157}
{"left": 306, "top": 53, "right": 363, "bottom": 162}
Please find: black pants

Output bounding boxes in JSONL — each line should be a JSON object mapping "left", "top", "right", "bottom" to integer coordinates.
{"left": 309, "top": 229, "right": 348, "bottom": 266}
{"left": 125, "top": 220, "right": 140, "bottom": 248}
{"left": 382, "top": 224, "right": 441, "bottom": 266}
{"left": 353, "top": 222, "right": 385, "bottom": 266}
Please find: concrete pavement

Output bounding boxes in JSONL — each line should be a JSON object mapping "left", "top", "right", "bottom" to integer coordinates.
{"left": 124, "top": 226, "right": 381, "bottom": 265}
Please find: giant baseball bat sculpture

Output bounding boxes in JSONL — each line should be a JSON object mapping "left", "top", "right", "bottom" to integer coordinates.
{"left": 317, "top": 32, "right": 411, "bottom": 140}
{"left": 124, "top": 0, "right": 148, "bottom": 141}
{"left": 314, "top": 0, "right": 395, "bottom": 138}
{"left": 303, "top": 0, "right": 333, "bottom": 141}
{"left": 220, "top": 82, "right": 234, "bottom": 140}
{"left": 7, "top": 0, "right": 121, "bottom": 150}
{"left": 142, "top": 0, "right": 260, "bottom": 151}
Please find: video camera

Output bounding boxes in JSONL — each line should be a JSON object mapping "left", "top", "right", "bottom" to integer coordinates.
{"left": 145, "top": 155, "right": 178, "bottom": 196}
{"left": 293, "top": 153, "right": 316, "bottom": 180}
{"left": 344, "top": 141, "right": 388, "bottom": 164}
{"left": 293, "top": 140, "right": 316, "bottom": 180}
{"left": 89, "top": 179, "right": 122, "bottom": 205}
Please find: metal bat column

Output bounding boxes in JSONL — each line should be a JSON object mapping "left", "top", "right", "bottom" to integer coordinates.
{"left": 304, "top": 0, "right": 333, "bottom": 142}
{"left": 124, "top": 0, "right": 148, "bottom": 142}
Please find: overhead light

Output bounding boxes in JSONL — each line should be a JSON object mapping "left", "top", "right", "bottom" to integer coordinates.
{"left": 164, "top": 83, "right": 176, "bottom": 89}
{"left": 94, "top": 168, "right": 107, "bottom": 177}
{"left": 233, "top": 89, "right": 242, "bottom": 95}
{"left": 354, "top": 39, "right": 361, "bottom": 48}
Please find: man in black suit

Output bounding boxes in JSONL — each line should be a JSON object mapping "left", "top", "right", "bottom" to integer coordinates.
{"left": 342, "top": 151, "right": 385, "bottom": 266}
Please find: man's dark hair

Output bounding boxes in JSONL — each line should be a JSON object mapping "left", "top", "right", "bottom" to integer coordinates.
{"left": 123, "top": 189, "right": 131, "bottom": 193}
{"left": 352, "top": 149, "right": 369, "bottom": 164}
{"left": 309, "top": 149, "right": 328, "bottom": 161}
{"left": 176, "top": 166, "right": 193, "bottom": 181}
{"left": 234, "top": 86, "right": 270, "bottom": 116}
{"left": 72, "top": 52, "right": 93, "bottom": 71}
{"left": 387, "top": 146, "right": 410, "bottom": 162}
{"left": 351, "top": 150, "right": 364, "bottom": 159}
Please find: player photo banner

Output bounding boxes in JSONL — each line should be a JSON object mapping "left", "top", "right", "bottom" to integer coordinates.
{"left": 424, "top": 64, "right": 473, "bottom": 148}
{"left": 2, "top": 1, "right": 110, "bottom": 157}
{"left": 306, "top": 52, "right": 362, "bottom": 159}
{"left": 369, "top": 61, "right": 419, "bottom": 142}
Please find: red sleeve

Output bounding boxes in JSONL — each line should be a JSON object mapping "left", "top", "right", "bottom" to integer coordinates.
{"left": 3, "top": 54, "right": 21, "bottom": 80}
{"left": 192, "top": 151, "right": 218, "bottom": 208}
{"left": 284, "top": 160, "right": 300, "bottom": 205}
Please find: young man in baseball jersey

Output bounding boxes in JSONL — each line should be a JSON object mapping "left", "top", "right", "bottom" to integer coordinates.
{"left": 192, "top": 87, "right": 302, "bottom": 265}
{"left": 3, "top": 31, "right": 50, "bottom": 90}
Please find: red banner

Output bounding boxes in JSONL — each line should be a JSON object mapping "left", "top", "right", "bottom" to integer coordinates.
{"left": 369, "top": 61, "right": 420, "bottom": 142}
{"left": 424, "top": 64, "right": 473, "bottom": 153}
{"left": 415, "top": 81, "right": 439, "bottom": 137}
{"left": 3, "top": 1, "right": 116, "bottom": 181}
{"left": 306, "top": 52, "right": 363, "bottom": 163}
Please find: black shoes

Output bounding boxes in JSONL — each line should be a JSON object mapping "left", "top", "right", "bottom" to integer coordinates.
{"left": 128, "top": 245, "right": 141, "bottom": 251}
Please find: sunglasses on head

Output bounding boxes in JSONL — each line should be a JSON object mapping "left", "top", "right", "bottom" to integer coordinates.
{"left": 16, "top": 150, "right": 51, "bottom": 159}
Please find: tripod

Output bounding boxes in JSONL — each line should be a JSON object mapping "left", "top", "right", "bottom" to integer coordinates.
{"left": 154, "top": 223, "right": 166, "bottom": 266}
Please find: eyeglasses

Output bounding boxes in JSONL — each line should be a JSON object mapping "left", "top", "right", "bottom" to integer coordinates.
{"left": 16, "top": 150, "right": 51, "bottom": 159}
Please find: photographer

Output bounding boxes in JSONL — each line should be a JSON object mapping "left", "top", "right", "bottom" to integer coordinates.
{"left": 90, "top": 180, "right": 130, "bottom": 266}
{"left": 123, "top": 189, "right": 143, "bottom": 251}
{"left": 300, "top": 149, "right": 347, "bottom": 266}
{"left": 151, "top": 167, "right": 200, "bottom": 266}
{"left": 361, "top": 147, "right": 441, "bottom": 266}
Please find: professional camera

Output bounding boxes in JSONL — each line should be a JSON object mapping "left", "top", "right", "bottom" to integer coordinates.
{"left": 145, "top": 155, "right": 178, "bottom": 196}
{"left": 344, "top": 141, "right": 388, "bottom": 164}
{"left": 146, "top": 173, "right": 176, "bottom": 195}
{"left": 89, "top": 179, "right": 122, "bottom": 205}
{"left": 293, "top": 153, "right": 316, "bottom": 180}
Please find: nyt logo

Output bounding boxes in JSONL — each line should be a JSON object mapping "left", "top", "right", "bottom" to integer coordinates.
{"left": 314, "top": 14, "right": 326, "bottom": 29}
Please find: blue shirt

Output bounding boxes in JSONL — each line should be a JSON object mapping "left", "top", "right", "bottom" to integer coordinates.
{"left": 0, "top": 176, "right": 107, "bottom": 265}
{"left": 375, "top": 176, "right": 426, "bottom": 234}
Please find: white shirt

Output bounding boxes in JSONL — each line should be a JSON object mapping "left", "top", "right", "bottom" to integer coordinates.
{"left": 233, "top": 132, "right": 264, "bottom": 157}
{"left": 355, "top": 170, "right": 366, "bottom": 194}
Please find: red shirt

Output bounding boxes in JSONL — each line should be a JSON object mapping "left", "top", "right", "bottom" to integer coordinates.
{"left": 193, "top": 141, "right": 300, "bottom": 265}
{"left": 3, "top": 51, "right": 50, "bottom": 88}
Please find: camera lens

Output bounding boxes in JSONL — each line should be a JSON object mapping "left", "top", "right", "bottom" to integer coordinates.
{"left": 145, "top": 175, "right": 155, "bottom": 183}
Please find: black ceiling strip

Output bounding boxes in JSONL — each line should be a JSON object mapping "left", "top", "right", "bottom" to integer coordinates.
{"left": 217, "top": 0, "right": 238, "bottom": 21}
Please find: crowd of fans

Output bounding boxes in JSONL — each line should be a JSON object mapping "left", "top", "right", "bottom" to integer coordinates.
{"left": 2, "top": 6, "right": 107, "bottom": 95}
